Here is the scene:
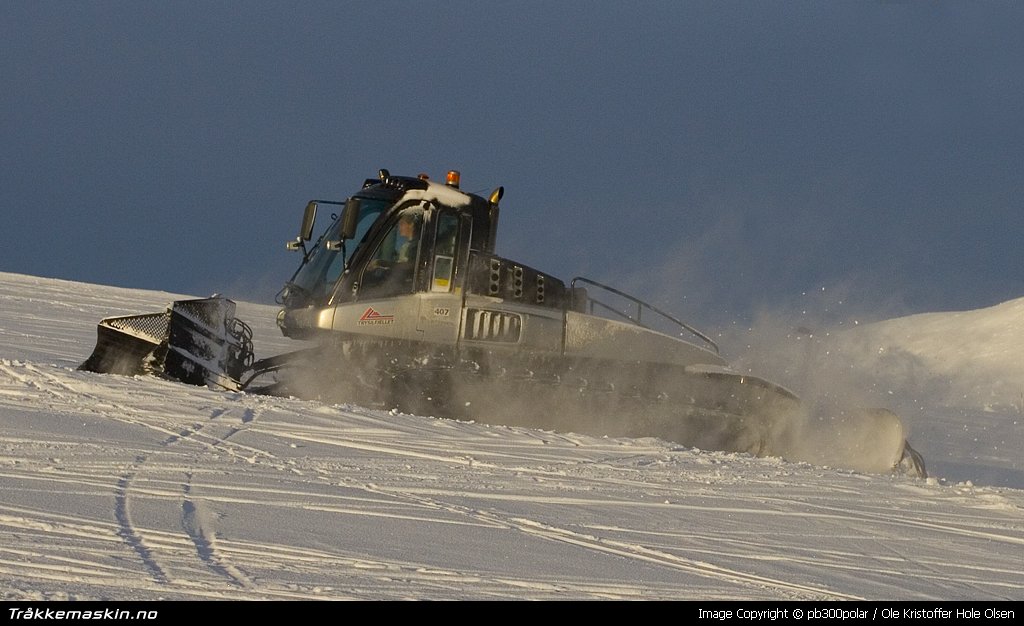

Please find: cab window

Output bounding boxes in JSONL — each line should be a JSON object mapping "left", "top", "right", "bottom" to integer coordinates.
{"left": 358, "top": 207, "right": 424, "bottom": 298}
{"left": 431, "top": 212, "right": 460, "bottom": 292}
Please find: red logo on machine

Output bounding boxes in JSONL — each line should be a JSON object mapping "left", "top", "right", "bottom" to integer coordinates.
{"left": 358, "top": 307, "right": 395, "bottom": 325}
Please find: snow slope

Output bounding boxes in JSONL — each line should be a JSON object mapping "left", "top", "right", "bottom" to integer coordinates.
{"left": 0, "top": 272, "right": 1021, "bottom": 600}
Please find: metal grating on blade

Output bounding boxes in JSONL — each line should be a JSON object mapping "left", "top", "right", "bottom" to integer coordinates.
{"left": 101, "top": 312, "right": 169, "bottom": 343}
{"left": 171, "top": 298, "right": 235, "bottom": 331}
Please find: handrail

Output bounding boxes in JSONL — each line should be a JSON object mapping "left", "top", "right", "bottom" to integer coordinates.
{"left": 569, "top": 276, "right": 719, "bottom": 354}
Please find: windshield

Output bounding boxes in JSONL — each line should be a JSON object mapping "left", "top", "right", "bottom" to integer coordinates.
{"left": 285, "top": 197, "right": 390, "bottom": 305}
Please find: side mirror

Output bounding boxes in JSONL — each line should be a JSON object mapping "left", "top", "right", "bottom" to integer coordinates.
{"left": 299, "top": 201, "right": 318, "bottom": 241}
{"left": 340, "top": 197, "right": 360, "bottom": 240}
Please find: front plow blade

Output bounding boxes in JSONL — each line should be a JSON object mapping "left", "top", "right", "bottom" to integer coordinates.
{"left": 79, "top": 297, "right": 251, "bottom": 391}
{"left": 79, "top": 311, "right": 168, "bottom": 376}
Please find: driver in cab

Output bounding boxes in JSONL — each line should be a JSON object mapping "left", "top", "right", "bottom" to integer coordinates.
{"left": 361, "top": 211, "right": 422, "bottom": 296}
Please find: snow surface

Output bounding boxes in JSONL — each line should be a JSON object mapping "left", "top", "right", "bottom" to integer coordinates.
{"left": 0, "top": 271, "right": 1021, "bottom": 600}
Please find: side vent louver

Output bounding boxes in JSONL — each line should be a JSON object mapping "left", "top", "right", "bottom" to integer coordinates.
{"left": 464, "top": 308, "right": 522, "bottom": 343}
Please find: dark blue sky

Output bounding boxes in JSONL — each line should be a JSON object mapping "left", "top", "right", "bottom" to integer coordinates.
{"left": 3, "top": 1, "right": 1022, "bottom": 329}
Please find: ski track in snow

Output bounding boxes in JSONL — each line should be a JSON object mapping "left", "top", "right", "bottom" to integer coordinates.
{"left": 0, "top": 272, "right": 1022, "bottom": 600}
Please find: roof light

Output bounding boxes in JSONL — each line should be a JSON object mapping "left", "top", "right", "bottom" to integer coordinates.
{"left": 446, "top": 170, "right": 461, "bottom": 188}
{"left": 418, "top": 173, "right": 429, "bottom": 180}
